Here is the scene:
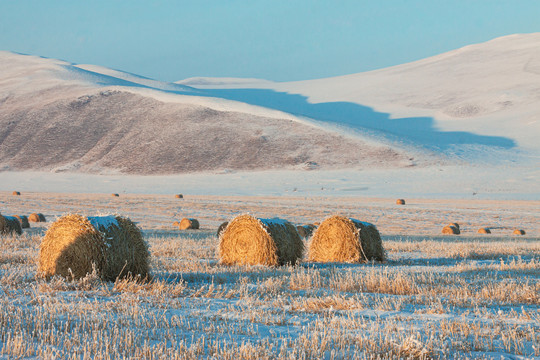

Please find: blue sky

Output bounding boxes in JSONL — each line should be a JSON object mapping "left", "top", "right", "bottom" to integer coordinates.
{"left": 1, "top": 1, "right": 539, "bottom": 82}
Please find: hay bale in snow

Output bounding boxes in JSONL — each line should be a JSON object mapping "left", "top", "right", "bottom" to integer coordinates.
{"left": 111, "top": 193, "right": 119, "bottom": 197}
{"left": 478, "top": 227, "right": 491, "bottom": 234}
{"left": 29, "top": 213, "right": 46, "bottom": 222}
{"left": 0, "top": 214, "right": 22, "bottom": 235}
{"left": 442, "top": 225, "right": 460, "bottom": 235}
{"left": 396, "top": 199, "right": 406, "bottom": 205}
{"left": 219, "top": 214, "right": 304, "bottom": 266}
{"left": 14, "top": 215, "right": 30, "bottom": 229}
{"left": 308, "top": 215, "right": 385, "bottom": 263}
{"left": 38, "top": 214, "right": 150, "bottom": 281}
{"left": 175, "top": 194, "right": 183, "bottom": 199}
{"left": 178, "top": 218, "right": 199, "bottom": 230}
{"left": 217, "top": 221, "right": 229, "bottom": 237}
{"left": 12, "top": 191, "right": 21, "bottom": 196}
{"left": 448, "top": 222, "right": 460, "bottom": 230}
{"left": 513, "top": 229, "right": 526, "bottom": 235}
{"left": 296, "top": 224, "right": 316, "bottom": 238}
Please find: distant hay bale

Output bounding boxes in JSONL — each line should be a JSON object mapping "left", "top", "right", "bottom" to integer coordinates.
{"left": 219, "top": 214, "right": 304, "bottom": 266}
{"left": 513, "top": 229, "right": 526, "bottom": 235}
{"left": 0, "top": 214, "right": 22, "bottom": 235}
{"left": 478, "top": 227, "right": 491, "bottom": 234}
{"left": 12, "top": 191, "right": 21, "bottom": 196}
{"left": 296, "top": 224, "right": 316, "bottom": 238}
{"left": 14, "top": 215, "right": 30, "bottom": 229}
{"left": 175, "top": 194, "right": 183, "bottom": 199}
{"left": 178, "top": 218, "right": 199, "bottom": 230}
{"left": 396, "top": 199, "right": 406, "bottom": 205}
{"left": 111, "top": 193, "right": 119, "bottom": 197}
{"left": 172, "top": 221, "right": 180, "bottom": 227}
{"left": 442, "top": 225, "right": 460, "bottom": 235}
{"left": 217, "top": 221, "right": 229, "bottom": 237}
{"left": 28, "top": 213, "right": 46, "bottom": 222}
{"left": 448, "top": 222, "right": 460, "bottom": 230}
{"left": 308, "top": 215, "right": 385, "bottom": 263}
{"left": 38, "top": 214, "right": 150, "bottom": 281}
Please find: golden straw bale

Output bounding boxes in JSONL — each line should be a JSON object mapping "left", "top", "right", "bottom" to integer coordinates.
{"left": 308, "top": 215, "right": 385, "bottom": 263}
{"left": 28, "top": 213, "right": 46, "bottom": 222}
{"left": 217, "top": 221, "right": 229, "bottom": 237}
{"left": 12, "top": 191, "right": 21, "bottom": 196}
{"left": 478, "top": 227, "right": 491, "bottom": 234}
{"left": 175, "top": 194, "right": 183, "bottom": 199}
{"left": 296, "top": 224, "right": 316, "bottom": 238}
{"left": 442, "top": 225, "right": 460, "bottom": 235}
{"left": 111, "top": 193, "right": 119, "bottom": 197}
{"left": 38, "top": 214, "right": 149, "bottom": 281}
{"left": 396, "top": 199, "right": 406, "bottom": 205}
{"left": 178, "top": 218, "right": 199, "bottom": 230}
{"left": 219, "top": 214, "right": 304, "bottom": 266}
{"left": 14, "top": 215, "right": 30, "bottom": 229}
{"left": 513, "top": 229, "right": 526, "bottom": 235}
{"left": 0, "top": 214, "right": 22, "bottom": 235}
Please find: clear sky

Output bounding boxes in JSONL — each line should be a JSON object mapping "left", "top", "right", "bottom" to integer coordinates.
{"left": 1, "top": 0, "right": 539, "bottom": 82}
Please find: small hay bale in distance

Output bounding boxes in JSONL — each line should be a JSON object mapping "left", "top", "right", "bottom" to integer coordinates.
{"left": 175, "top": 194, "right": 183, "bottom": 199}
{"left": 178, "top": 218, "right": 199, "bottom": 230}
{"left": 308, "top": 215, "right": 385, "bottom": 263}
{"left": 442, "top": 225, "right": 460, "bottom": 235}
{"left": 28, "top": 213, "right": 46, "bottom": 222}
{"left": 478, "top": 227, "right": 491, "bottom": 234}
{"left": 396, "top": 199, "right": 406, "bottom": 205}
{"left": 513, "top": 229, "right": 526, "bottom": 235}
{"left": 0, "top": 214, "right": 22, "bottom": 235}
{"left": 219, "top": 214, "right": 304, "bottom": 266}
{"left": 448, "top": 222, "right": 460, "bottom": 230}
{"left": 14, "top": 215, "right": 30, "bottom": 229}
{"left": 38, "top": 214, "right": 150, "bottom": 281}
{"left": 111, "top": 193, "right": 119, "bottom": 197}
{"left": 172, "top": 221, "right": 180, "bottom": 227}
{"left": 12, "top": 191, "right": 21, "bottom": 196}
{"left": 217, "top": 221, "right": 229, "bottom": 237}
{"left": 296, "top": 224, "right": 316, "bottom": 238}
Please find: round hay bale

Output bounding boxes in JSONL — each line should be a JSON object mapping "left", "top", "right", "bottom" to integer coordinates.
{"left": 396, "top": 199, "right": 406, "bottom": 205}
{"left": 296, "top": 224, "right": 316, "bottom": 238}
{"left": 38, "top": 214, "right": 150, "bottom": 281}
{"left": 0, "top": 214, "right": 22, "bottom": 235}
{"left": 477, "top": 227, "right": 491, "bottom": 234}
{"left": 308, "top": 215, "right": 385, "bottom": 263}
{"left": 175, "top": 194, "right": 183, "bottom": 199}
{"left": 219, "top": 214, "right": 304, "bottom": 266}
{"left": 442, "top": 225, "right": 460, "bottom": 235}
{"left": 14, "top": 215, "right": 30, "bottom": 229}
{"left": 513, "top": 229, "right": 526, "bottom": 235}
{"left": 28, "top": 213, "right": 46, "bottom": 222}
{"left": 12, "top": 191, "right": 21, "bottom": 196}
{"left": 111, "top": 193, "right": 119, "bottom": 197}
{"left": 217, "top": 221, "right": 229, "bottom": 237}
{"left": 178, "top": 218, "right": 199, "bottom": 230}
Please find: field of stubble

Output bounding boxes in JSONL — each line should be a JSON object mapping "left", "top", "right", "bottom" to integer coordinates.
{"left": 1, "top": 192, "right": 539, "bottom": 359}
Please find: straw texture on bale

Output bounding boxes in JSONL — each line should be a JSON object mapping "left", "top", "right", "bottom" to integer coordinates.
{"left": 178, "top": 218, "right": 199, "bottom": 230}
{"left": 308, "top": 216, "right": 385, "bottom": 263}
{"left": 38, "top": 214, "right": 150, "bottom": 281}
{"left": 296, "top": 224, "right": 316, "bottom": 238}
{"left": 442, "top": 225, "right": 460, "bottom": 235}
{"left": 12, "top": 191, "right": 21, "bottom": 196}
{"left": 0, "top": 214, "right": 23, "bottom": 235}
{"left": 217, "top": 221, "right": 229, "bottom": 237}
{"left": 513, "top": 229, "right": 526, "bottom": 235}
{"left": 396, "top": 199, "right": 406, "bottom": 205}
{"left": 478, "top": 227, "right": 491, "bottom": 234}
{"left": 219, "top": 214, "right": 304, "bottom": 266}
{"left": 175, "top": 194, "right": 183, "bottom": 199}
{"left": 29, "top": 213, "right": 46, "bottom": 222}
{"left": 14, "top": 215, "right": 30, "bottom": 229}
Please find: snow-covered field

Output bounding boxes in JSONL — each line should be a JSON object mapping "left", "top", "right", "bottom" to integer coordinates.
{"left": 1, "top": 193, "right": 539, "bottom": 358}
